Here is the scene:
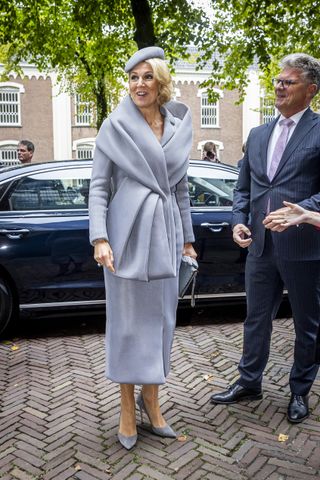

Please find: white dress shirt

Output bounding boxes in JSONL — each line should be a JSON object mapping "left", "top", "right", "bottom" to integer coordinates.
{"left": 267, "top": 108, "right": 308, "bottom": 173}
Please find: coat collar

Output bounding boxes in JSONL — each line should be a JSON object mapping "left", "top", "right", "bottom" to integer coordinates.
{"left": 160, "top": 106, "right": 176, "bottom": 147}
{"left": 96, "top": 95, "right": 192, "bottom": 196}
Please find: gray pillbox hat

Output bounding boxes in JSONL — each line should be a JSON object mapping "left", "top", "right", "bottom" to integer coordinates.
{"left": 124, "top": 46, "right": 165, "bottom": 73}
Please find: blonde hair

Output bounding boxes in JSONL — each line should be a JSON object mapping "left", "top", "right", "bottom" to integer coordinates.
{"left": 145, "top": 58, "right": 173, "bottom": 105}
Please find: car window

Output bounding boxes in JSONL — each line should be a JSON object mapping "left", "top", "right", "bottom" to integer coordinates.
{"left": 188, "top": 165, "right": 238, "bottom": 207}
{"left": 0, "top": 182, "right": 8, "bottom": 201}
{"left": 3, "top": 167, "right": 91, "bottom": 211}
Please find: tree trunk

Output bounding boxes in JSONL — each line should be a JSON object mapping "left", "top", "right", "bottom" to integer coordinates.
{"left": 94, "top": 78, "right": 108, "bottom": 130}
{"left": 130, "top": 0, "right": 156, "bottom": 48}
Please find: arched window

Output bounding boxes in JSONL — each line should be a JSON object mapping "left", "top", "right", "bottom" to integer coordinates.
{"left": 77, "top": 143, "right": 94, "bottom": 160}
{"left": 73, "top": 138, "right": 95, "bottom": 160}
{"left": 0, "top": 82, "right": 24, "bottom": 126}
{"left": 197, "top": 140, "right": 224, "bottom": 161}
{"left": 0, "top": 141, "right": 19, "bottom": 166}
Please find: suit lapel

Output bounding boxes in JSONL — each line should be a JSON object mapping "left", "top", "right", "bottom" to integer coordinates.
{"left": 273, "top": 108, "right": 318, "bottom": 180}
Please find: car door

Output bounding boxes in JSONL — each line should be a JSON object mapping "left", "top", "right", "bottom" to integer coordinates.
{"left": 188, "top": 163, "right": 246, "bottom": 298}
{"left": 0, "top": 165, "right": 105, "bottom": 307}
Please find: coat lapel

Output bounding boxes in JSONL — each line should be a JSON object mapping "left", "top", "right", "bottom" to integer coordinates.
{"left": 163, "top": 103, "right": 192, "bottom": 184}
{"left": 160, "top": 107, "right": 176, "bottom": 147}
{"left": 106, "top": 96, "right": 169, "bottom": 196}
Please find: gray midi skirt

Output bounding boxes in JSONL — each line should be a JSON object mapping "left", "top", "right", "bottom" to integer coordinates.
{"left": 104, "top": 198, "right": 184, "bottom": 384}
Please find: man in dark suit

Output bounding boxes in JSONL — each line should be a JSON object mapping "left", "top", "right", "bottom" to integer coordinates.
{"left": 210, "top": 53, "right": 320, "bottom": 423}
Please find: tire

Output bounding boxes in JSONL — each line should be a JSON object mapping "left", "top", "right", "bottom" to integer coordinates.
{"left": 177, "top": 307, "right": 193, "bottom": 326}
{"left": 0, "top": 276, "right": 16, "bottom": 336}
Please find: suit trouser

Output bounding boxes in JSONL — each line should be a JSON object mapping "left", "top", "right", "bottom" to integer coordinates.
{"left": 238, "top": 231, "right": 320, "bottom": 396}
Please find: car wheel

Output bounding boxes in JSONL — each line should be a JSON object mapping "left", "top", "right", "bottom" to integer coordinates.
{"left": 177, "top": 307, "right": 193, "bottom": 326}
{"left": 0, "top": 276, "right": 16, "bottom": 335}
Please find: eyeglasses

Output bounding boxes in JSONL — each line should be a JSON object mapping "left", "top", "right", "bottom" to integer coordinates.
{"left": 272, "top": 78, "right": 300, "bottom": 88}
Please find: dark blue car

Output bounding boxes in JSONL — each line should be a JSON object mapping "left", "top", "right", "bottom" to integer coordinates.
{"left": 0, "top": 160, "right": 245, "bottom": 334}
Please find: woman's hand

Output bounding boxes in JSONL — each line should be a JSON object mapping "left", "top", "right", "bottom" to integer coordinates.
{"left": 94, "top": 240, "right": 115, "bottom": 273}
{"left": 281, "top": 201, "right": 320, "bottom": 227}
{"left": 263, "top": 201, "right": 320, "bottom": 230}
{"left": 263, "top": 206, "right": 291, "bottom": 232}
{"left": 183, "top": 242, "right": 197, "bottom": 259}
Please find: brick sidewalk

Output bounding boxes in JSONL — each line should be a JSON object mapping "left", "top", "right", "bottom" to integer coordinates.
{"left": 1, "top": 317, "right": 320, "bottom": 479}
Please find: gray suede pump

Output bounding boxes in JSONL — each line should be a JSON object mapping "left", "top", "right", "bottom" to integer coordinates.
{"left": 136, "top": 393, "right": 176, "bottom": 438}
{"left": 117, "top": 432, "right": 137, "bottom": 450}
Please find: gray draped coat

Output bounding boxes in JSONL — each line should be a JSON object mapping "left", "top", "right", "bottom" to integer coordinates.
{"left": 89, "top": 95, "right": 194, "bottom": 384}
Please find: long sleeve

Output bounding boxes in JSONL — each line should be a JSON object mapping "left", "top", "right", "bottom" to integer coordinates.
{"left": 88, "top": 144, "right": 113, "bottom": 245}
{"left": 232, "top": 133, "right": 252, "bottom": 228}
{"left": 298, "top": 192, "right": 320, "bottom": 212}
{"left": 175, "top": 173, "right": 195, "bottom": 243}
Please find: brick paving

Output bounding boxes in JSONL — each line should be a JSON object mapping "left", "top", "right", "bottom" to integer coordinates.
{"left": 1, "top": 314, "right": 320, "bottom": 479}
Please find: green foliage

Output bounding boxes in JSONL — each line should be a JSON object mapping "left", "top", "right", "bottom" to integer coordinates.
{"left": 202, "top": 0, "right": 320, "bottom": 105}
{"left": 2, "top": 0, "right": 320, "bottom": 123}
{"left": 151, "top": 0, "right": 206, "bottom": 63}
{"left": 0, "top": 0, "right": 208, "bottom": 128}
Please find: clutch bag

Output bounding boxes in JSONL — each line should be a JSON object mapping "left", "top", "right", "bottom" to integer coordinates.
{"left": 179, "top": 255, "right": 198, "bottom": 307}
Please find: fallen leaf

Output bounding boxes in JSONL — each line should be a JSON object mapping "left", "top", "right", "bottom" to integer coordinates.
{"left": 11, "top": 344, "right": 19, "bottom": 351}
{"left": 278, "top": 434, "right": 289, "bottom": 442}
{"left": 202, "top": 374, "right": 214, "bottom": 382}
{"left": 2, "top": 341, "right": 11, "bottom": 345}
{"left": 74, "top": 464, "right": 81, "bottom": 471}
{"left": 210, "top": 351, "right": 220, "bottom": 358}
{"left": 177, "top": 435, "right": 188, "bottom": 442}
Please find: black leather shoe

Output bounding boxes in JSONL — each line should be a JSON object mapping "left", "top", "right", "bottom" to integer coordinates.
{"left": 210, "top": 382, "right": 263, "bottom": 405}
{"left": 287, "top": 394, "right": 309, "bottom": 423}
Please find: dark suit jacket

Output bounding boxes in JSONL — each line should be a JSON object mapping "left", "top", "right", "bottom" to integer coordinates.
{"left": 232, "top": 108, "right": 320, "bottom": 260}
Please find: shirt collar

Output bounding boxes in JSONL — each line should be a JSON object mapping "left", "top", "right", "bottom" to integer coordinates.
{"left": 278, "top": 107, "right": 309, "bottom": 126}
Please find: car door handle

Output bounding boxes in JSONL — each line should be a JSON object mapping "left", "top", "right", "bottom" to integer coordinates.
{"left": 200, "top": 222, "right": 229, "bottom": 233}
{"left": 0, "top": 228, "right": 31, "bottom": 239}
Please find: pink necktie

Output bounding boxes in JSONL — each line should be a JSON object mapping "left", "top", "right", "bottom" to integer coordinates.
{"left": 268, "top": 118, "right": 294, "bottom": 180}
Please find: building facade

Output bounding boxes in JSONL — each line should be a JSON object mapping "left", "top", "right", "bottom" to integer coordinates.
{"left": 0, "top": 65, "right": 54, "bottom": 163}
{"left": 0, "top": 60, "right": 267, "bottom": 167}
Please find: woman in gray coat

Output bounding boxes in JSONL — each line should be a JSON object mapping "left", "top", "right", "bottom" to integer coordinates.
{"left": 89, "top": 46, "right": 197, "bottom": 450}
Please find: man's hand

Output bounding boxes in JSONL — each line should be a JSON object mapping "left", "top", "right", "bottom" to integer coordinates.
{"left": 232, "top": 224, "right": 252, "bottom": 248}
